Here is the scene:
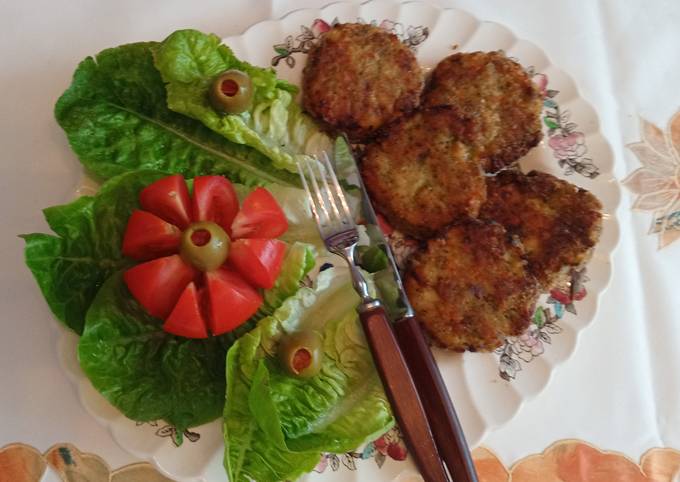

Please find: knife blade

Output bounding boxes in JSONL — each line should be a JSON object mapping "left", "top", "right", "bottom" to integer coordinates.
{"left": 332, "top": 135, "right": 479, "bottom": 482}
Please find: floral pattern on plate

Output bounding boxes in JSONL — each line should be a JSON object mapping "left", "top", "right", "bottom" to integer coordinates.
{"left": 532, "top": 70, "right": 600, "bottom": 179}
{"left": 624, "top": 113, "right": 680, "bottom": 249}
{"left": 496, "top": 269, "right": 588, "bottom": 380}
{"left": 315, "top": 427, "right": 408, "bottom": 474}
{"left": 272, "top": 18, "right": 429, "bottom": 68}
{"left": 136, "top": 421, "right": 201, "bottom": 447}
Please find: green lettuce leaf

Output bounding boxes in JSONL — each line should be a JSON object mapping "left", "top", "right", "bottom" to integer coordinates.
{"left": 21, "top": 170, "right": 166, "bottom": 334}
{"left": 153, "top": 29, "right": 330, "bottom": 173}
{"left": 261, "top": 242, "right": 316, "bottom": 315}
{"left": 78, "top": 271, "right": 235, "bottom": 436}
{"left": 77, "top": 241, "right": 315, "bottom": 439}
{"left": 224, "top": 268, "right": 394, "bottom": 482}
{"left": 55, "top": 41, "right": 299, "bottom": 186}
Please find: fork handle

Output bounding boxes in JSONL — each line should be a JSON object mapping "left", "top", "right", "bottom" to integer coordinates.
{"left": 393, "top": 316, "right": 479, "bottom": 482}
{"left": 359, "top": 302, "right": 449, "bottom": 482}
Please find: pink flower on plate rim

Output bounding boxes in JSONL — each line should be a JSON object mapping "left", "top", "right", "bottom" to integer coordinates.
{"left": 548, "top": 131, "right": 587, "bottom": 160}
{"left": 533, "top": 73, "right": 548, "bottom": 97}
{"left": 373, "top": 427, "right": 408, "bottom": 461}
{"left": 623, "top": 113, "right": 680, "bottom": 249}
{"left": 311, "top": 18, "right": 331, "bottom": 37}
{"left": 518, "top": 330, "right": 544, "bottom": 362}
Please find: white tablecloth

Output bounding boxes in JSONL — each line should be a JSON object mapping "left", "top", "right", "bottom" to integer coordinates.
{"left": 1, "top": 0, "right": 679, "bottom": 477}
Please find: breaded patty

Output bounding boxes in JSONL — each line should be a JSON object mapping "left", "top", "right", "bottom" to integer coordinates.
{"left": 422, "top": 51, "right": 543, "bottom": 172}
{"left": 405, "top": 220, "right": 539, "bottom": 352}
{"left": 480, "top": 170, "right": 603, "bottom": 289}
{"left": 361, "top": 106, "right": 487, "bottom": 239}
{"left": 302, "top": 23, "right": 422, "bottom": 142}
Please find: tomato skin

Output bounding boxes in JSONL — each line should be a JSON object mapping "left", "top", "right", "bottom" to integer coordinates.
{"left": 122, "top": 210, "right": 181, "bottom": 260}
{"left": 229, "top": 239, "right": 287, "bottom": 289}
{"left": 123, "top": 255, "right": 196, "bottom": 319}
{"left": 205, "top": 268, "right": 262, "bottom": 335}
{"left": 231, "top": 187, "right": 288, "bottom": 239}
{"left": 192, "top": 176, "right": 240, "bottom": 235}
{"left": 163, "top": 282, "right": 209, "bottom": 339}
{"left": 376, "top": 213, "right": 394, "bottom": 236}
{"left": 139, "top": 174, "right": 192, "bottom": 229}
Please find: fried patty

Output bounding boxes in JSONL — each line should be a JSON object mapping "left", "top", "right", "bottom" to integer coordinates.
{"left": 405, "top": 220, "right": 539, "bottom": 352}
{"left": 422, "top": 51, "right": 543, "bottom": 172}
{"left": 480, "top": 170, "right": 603, "bottom": 289}
{"left": 302, "top": 23, "right": 422, "bottom": 142}
{"left": 361, "top": 106, "right": 487, "bottom": 239}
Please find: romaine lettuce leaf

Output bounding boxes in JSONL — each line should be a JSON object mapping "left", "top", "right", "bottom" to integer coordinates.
{"left": 152, "top": 29, "right": 330, "bottom": 173}
{"left": 55, "top": 42, "right": 299, "bottom": 186}
{"left": 77, "top": 242, "right": 316, "bottom": 440}
{"left": 224, "top": 268, "right": 394, "bottom": 482}
{"left": 21, "top": 170, "right": 166, "bottom": 334}
{"left": 261, "top": 242, "right": 316, "bottom": 315}
{"left": 78, "top": 271, "right": 235, "bottom": 436}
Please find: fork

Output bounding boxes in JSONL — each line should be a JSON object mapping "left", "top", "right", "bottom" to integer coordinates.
{"left": 298, "top": 154, "right": 450, "bottom": 482}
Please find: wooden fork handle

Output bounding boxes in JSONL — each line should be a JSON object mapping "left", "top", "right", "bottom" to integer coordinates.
{"left": 359, "top": 303, "right": 449, "bottom": 482}
{"left": 393, "top": 316, "right": 479, "bottom": 482}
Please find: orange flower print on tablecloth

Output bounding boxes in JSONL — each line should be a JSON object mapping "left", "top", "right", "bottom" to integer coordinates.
{"left": 472, "top": 447, "right": 510, "bottom": 482}
{"left": 624, "top": 113, "right": 680, "bottom": 249}
{"left": 641, "top": 448, "right": 680, "bottom": 481}
{"left": 0, "top": 444, "right": 45, "bottom": 482}
{"left": 2, "top": 440, "right": 680, "bottom": 480}
{"left": 510, "top": 441, "right": 651, "bottom": 482}
{"left": 44, "top": 443, "right": 173, "bottom": 481}
{"left": 0, "top": 443, "right": 173, "bottom": 482}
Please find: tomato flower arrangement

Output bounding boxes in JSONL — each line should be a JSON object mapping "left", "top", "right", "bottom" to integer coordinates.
{"left": 121, "top": 174, "right": 288, "bottom": 339}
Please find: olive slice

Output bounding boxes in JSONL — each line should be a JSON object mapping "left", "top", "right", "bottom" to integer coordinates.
{"left": 209, "top": 69, "right": 253, "bottom": 114}
{"left": 279, "top": 330, "right": 323, "bottom": 378}
{"left": 180, "top": 221, "right": 230, "bottom": 272}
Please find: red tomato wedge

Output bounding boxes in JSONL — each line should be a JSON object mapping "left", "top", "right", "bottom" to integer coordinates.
{"left": 121, "top": 210, "right": 181, "bottom": 260}
{"left": 229, "top": 239, "right": 287, "bottom": 289}
{"left": 124, "top": 255, "right": 196, "bottom": 319}
{"left": 139, "top": 174, "right": 192, "bottom": 229}
{"left": 205, "top": 268, "right": 262, "bottom": 335}
{"left": 192, "top": 176, "right": 239, "bottom": 235}
{"left": 163, "top": 282, "right": 209, "bottom": 339}
{"left": 231, "top": 187, "right": 288, "bottom": 239}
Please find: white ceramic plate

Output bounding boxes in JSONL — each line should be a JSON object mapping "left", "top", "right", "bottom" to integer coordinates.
{"left": 58, "top": 1, "right": 620, "bottom": 480}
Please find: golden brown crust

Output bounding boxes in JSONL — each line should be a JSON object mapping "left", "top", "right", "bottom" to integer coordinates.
{"left": 480, "top": 170, "right": 603, "bottom": 289}
{"left": 302, "top": 23, "right": 423, "bottom": 142}
{"left": 422, "top": 51, "right": 543, "bottom": 172}
{"left": 361, "top": 106, "right": 487, "bottom": 239}
{"left": 405, "top": 220, "right": 540, "bottom": 352}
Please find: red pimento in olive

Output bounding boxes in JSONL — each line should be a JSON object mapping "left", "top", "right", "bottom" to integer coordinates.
{"left": 209, "top": 69, "right": 253, "bottom": 114}
{"left": 279, "top": 330, "right": 323, "bottom": 378}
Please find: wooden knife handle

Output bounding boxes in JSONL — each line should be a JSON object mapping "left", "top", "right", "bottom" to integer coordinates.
{"left": 359, "top": 303, "right": 449, "bottom": 482}
{"left": 393, "top": 315, "right": 479, "bottom": 482}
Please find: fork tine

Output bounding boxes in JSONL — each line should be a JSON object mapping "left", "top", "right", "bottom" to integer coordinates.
{"left": 297, "top": 161, "right": 322, "bottom": 229}
{"left": 321, "top": 151, "right": 354, "bottom": 226}
{"left": 303, "top": 158, "right": 330, "bottom": 228}
{"left": 315, "top": 155, "right": 342, "bottom": 222}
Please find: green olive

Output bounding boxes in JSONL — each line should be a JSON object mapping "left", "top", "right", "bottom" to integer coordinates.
{"left": 279, "top": 330, "right": 323, "bottom": 378}
{"left": 180, "top": 221, "right": 230, "bottom": 272}
{"left": 208, "top": 69, "right": 253, "bottom": 114}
